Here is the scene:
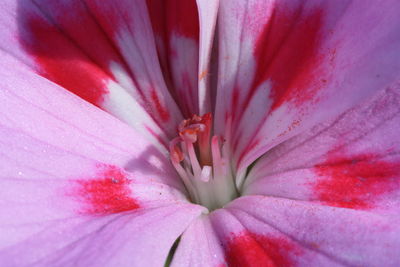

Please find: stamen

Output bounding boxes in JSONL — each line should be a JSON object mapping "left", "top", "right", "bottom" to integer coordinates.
{"left": 186, "top": 141, "right": 202, "bottom": 177}
{"left": 169, "top": 137, "right": 184, "bottom": 163}
{"left": 197, "top": 113, "right": 212, "bottom": 166}
{"left": 200, "top": 166, "right": 212, "bottom": 182}
{"left": 211, "top": 136, "right": 225, "bottom": 178}
{"left": 179, "top": 123, "right": 205, "bottom": 143}
{"left": 168, "top": 113, "right": 238, "bottom": 210}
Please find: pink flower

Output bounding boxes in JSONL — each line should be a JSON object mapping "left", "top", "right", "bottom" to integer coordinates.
{"left": 1, "top": 0, "right": 400, "bottom": 266}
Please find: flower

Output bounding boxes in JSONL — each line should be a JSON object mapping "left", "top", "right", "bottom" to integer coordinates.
{"left": 1, "top": 0, "right": 400, "bottom": 266}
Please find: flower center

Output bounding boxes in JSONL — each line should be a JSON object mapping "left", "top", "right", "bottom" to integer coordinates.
{"left": 169, "top": 113, "right": 238, "bottom": 210}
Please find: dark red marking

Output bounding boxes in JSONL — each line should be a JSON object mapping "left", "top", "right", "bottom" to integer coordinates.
{"left": 31, "top": 1, "right": 129, "bottom": 78}
{"left": 225, "top": 231, "right": 301, "bottom": 267}
{"left": 147, "top": 0, "right": 199, "bottom": 40}
{"left": 145, "top": 125, "right": 169, "bottom": 148}
{"left": 76, "top": 165, "right": 139, "bottom": 215}
{"left": 236, "top": 138, "right": 261, "bottom": 168}
{"left": 151, "top": 88, "right": 171, "bottom": 122}
{"left": 231, "top": 88, "right": 240, "bottom": 121}
{"left": 146, "top": 0, "right": 199, "bottom": 116}
{"left": 253, "top": 235, "right": 302, "bottom": 267}
{"left": 314, "top": 153, "right": 400, "bottom": 209}
{"left": 146, "top": 0, "right": 166, "bottom": 36}
{"left": 165, "top": 0, "right": 199, "bottom": 40}
{"left": 18, "top": 8, "right": 112, "bottom": 106}
{"left": 225, "top": 231, "right": 275, "bottom": 267}
{"left": 180, "top": 71, "right": 197, "bottom": 117}
{"left": 244, "top": 7, "right": 325, "bottom": 113}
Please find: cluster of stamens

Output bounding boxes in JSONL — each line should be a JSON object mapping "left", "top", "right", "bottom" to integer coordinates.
{"left": 169, "top": 114, "right": 237, "bottom": 210}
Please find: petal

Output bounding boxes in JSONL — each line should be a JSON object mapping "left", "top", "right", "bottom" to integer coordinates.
{"left": 2, "top": 0, "right": 181, "bottom": 139}
{"left": 210, "top": 209, "right": 277, "bottom": 267}
{"left": 84, "top": 0, "right": 184, "bottom": 134}
{"left": 0, "top": 52, "right": 183, "bottom": 190}
{"left": 196, "top": 0, "right": 219, "bottom": 114}
{"left": 147, "top": 0, "right": 201, "bottom": 117}
{"left": 0, "top": 139, "right": 200, "bottom": 265}
{"left": 0, "top": 53, "right": 206, "bottom": 264}
{"left": 245, "top": 83, "right": 400, "bottom": 215}
{"left": 227, "top": 196, "right": 400, "bottom": 266}
{"left": 221, "top": 211, "right": 336, "bottom": 267}
{"left": 1, "top": 203, "right": 204, "bottom": 266}
{"left": 214, "top": 0, "right": 400, "bottom": 182}
{"left": 171, "top": 215, "right": 225, "bottom": 267}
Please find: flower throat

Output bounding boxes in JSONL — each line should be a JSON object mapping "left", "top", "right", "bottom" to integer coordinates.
{"left": 169, "top": 113, "right": 238, "bottom": 210}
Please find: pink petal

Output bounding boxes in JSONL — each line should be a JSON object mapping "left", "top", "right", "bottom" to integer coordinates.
{"left": 3, "top": 0, "right": 182, "bottom": 139}
{"left": 175, "top": 208, "right": 309, "bottom": 267}
{"left": 214, "top": 0, "right": 400, "bottom": 181}
{"left": 171, "top": 215, "right": 225, "bottom": 267}
{"left": 146, "top": 0, "right": 201, "bottom": 117}
{"left": 210, "top": 209, "right": 277, "bottom": 267}
{"left": 0, "top": 53, "right": 184, "bottom": 189}
{"left": 245, "top": 83, "right": 400, "bottom": 215}
{"left": 1, "top": 204, "right": 204, "bottom": 266}
{"left": 210, "top": 208, "right": 308, "bottom": 266}
{"left": 83, "top": 0, "right": 184, "bottom": 133}
{"left": 0, "top": 54, "right": 205, "bottom": 264}
{"left": 228, "top": 196, "right": 400, "bottom": 266}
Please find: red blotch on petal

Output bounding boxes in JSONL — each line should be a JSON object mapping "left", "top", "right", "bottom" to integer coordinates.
{"left": 19, "top": 10, "right": 110, "bottom": 107}
{"left": 230, "top": 88, "right": 240, "bottom": 121}
{"left": 76, "top": 165, "right": 140, "bottom": 215}
{"left": 225, "top": 232, "right": 274, "bottom": 267}
{"left": 253, "top": 235, "right": 302, "bottom": 267}
{"left": 225, "top": 231, "right": 301, "bottom": 267}
{"left": 146, "top": 0, "right": 199, "bottom": 117}
{"left": 150, "top": 88, "right": 171, "bottom": 122}
{"left": 167, "top": 0, "right": 199, "bottom": 40}
{"left": 314, "top": 153, "right": 400, "bottom": 209}
{"left": 247, "top": 7, "right": 325, "bottom": 113}
{"left": 147, "top": 0, "right": 199, "bottom": 40}
{"left": 236, "top": 138, "right": 261, "bottom": 167}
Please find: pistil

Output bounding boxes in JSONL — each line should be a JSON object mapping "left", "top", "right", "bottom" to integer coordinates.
{"left": 169, "top": 113, "right": 238, "bottom": 210}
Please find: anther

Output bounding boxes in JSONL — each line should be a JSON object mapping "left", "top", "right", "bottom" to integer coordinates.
{"left": 168, "top": 113, "right": 238, "bottom": 210}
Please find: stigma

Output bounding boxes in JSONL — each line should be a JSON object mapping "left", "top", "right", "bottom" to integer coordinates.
{"left": 169, "top": 113, "right": 238, "bottom": 210}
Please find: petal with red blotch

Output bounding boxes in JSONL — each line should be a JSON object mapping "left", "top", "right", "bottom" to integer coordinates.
{"left": 0, "top": 122, "right": 201, "bottom": 265}
{"left": 171, "top": 215, "right": 226, "bottom": 267}
{"left": 245, "top": 84, "right": 400, "bottom": 215}
{"left": 82, "top": 0, "right": 183, "bottom": 133}
{"left": 223, "top": 205, "right": 342, "bottom": 267}
{"left": 214, "top": 0, "right": 400, "bottom": 182}
{"left": 0, "top": 53, "right": 183, "bottom": 189}
{"left": 228, "top": 196, "right": 400, "bottom": 266}
{"left": 147, "top": 0, "right": 201, "bottom": 117}
{"left": 0, "top": 75, "right": 188, "bottom": 229}
{"left": 210, "top": 208, "right": 283, "bottom": 267}
{"left": 10, "top": 0, "right": 118, "bottom": 106}
{"left": 2, "top": 0, "right": 179, "bottom": 139}
{"left": 0, "top": 56, "right": 205, "bottom": 264}
{"left": 0, "top": 203, "right": 204, "bottom": 267}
